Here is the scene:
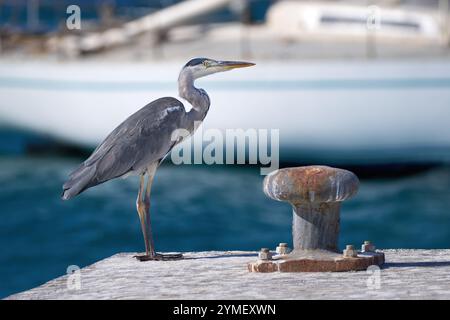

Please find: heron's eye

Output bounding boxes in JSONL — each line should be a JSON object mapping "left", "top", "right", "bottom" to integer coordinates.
{"left": 203, "top": 61, "right": 210, "bottom": 68}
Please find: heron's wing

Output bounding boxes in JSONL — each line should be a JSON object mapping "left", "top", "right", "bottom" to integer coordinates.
{"left": 62, "top": 97, "right": 185, "bottom": 199}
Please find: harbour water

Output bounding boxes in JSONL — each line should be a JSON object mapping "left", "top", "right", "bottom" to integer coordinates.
{"left": 1, "top": 154, "right": 450, "bottom": 298}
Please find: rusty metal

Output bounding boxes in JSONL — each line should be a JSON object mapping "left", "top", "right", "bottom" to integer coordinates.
{"left": 249, "top": 165, "right": 385, "bottom": 273}
{"left": 248, "top": 252, "right": 385, "bottom": 273}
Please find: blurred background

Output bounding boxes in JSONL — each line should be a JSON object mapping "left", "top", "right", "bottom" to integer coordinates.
{"left": 1, "top": 0, "right": 450, "bottom": 298}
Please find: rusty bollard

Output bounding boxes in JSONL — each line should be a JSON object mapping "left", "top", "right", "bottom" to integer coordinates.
{"left": 264, "top": 166, "right": 358, "bottom": 252}
{"left": 248, "top": 166, "right": 385, "bottom": 273}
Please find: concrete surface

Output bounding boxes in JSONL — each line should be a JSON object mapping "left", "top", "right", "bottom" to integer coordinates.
{"left": 6, "top": 249, "right": 450, "bottom": 300}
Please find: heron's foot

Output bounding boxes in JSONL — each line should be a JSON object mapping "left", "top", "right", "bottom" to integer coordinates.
{"left": 155, "top": 253, "right": 183, "bottom": 261}
{"left": 134, "top": 253, "right": 183, "bottom": 262}
{"left": 134, "top": 254, "right": 157, "bottom": 262}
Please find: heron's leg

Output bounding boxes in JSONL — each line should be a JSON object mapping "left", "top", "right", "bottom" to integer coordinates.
{"left": 135, "top": 163, "right": 183, "bottom": 262}
{"left": 135, "top": 173, "right": 155, "bottom": 259}
{"left": 143, "top": 165, "right": 156, "bottom": 257}
{"left": 141, "top": 164, "right": 183, "bottom": 261}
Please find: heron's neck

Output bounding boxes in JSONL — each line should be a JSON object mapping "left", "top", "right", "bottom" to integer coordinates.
{"left": 178, "top": 70, "right": 210, "bottom": 122}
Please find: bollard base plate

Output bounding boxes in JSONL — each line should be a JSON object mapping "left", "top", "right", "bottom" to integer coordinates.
{"left": 248, "top": 250, "right": 385, "bottom": 273}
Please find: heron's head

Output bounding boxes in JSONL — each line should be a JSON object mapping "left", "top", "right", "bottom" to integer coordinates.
{"left": 181, "top": 58, "right": 255, "bottom": 80}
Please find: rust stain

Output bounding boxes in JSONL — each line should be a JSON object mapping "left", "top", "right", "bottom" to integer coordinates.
{"left": 263, "top": 166, "right": 358, "bottom": 204}
{"left": 248, "top": 252, "right": 385, "bottom": 273}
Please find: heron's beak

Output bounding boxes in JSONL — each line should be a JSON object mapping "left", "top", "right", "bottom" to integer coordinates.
{"left": 216, "top": 61, "right": 255, "bottom": 70}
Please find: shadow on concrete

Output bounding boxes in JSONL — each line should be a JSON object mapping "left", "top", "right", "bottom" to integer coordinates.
{"left": 384, "top": 261, "right": 450, "bottom": 268}
{"left": 183, "top": 253, "right": 258, "bottom": 260}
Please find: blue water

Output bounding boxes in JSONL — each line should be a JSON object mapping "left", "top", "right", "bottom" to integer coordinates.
{"left": 1, "top": 155, "right": 450, "bottom": 298}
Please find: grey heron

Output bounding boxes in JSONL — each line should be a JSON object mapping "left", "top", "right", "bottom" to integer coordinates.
{"left": 61, "top": 58, "right": 255, "bottom": 261}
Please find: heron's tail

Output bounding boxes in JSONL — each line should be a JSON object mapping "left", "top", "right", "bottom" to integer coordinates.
{"left": 61, "top": 164, "right": 96, "bottom": 200}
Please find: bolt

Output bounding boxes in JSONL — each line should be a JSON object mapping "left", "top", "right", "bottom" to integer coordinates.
{"left": 343, "top": 244, "right": 358, "bottom": 258}
{"left": 263, "top": 166, "right": 359, "bottom": 252}
{"left": 276, "top": 243, "right": 291, "bottom": 255}
{"left": 258, "top": 248, "right": 272, "bottom": 260}
{"left": 361, "top": 240, "right": 376, "bottom": 252}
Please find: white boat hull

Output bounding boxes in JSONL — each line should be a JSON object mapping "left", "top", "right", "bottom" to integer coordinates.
{"left": 1, "top": 59, "right": 450, "bottom": 163}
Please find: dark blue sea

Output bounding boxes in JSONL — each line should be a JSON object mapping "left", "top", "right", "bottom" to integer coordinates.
{"left": 1, "top": 150, "right": 450, "bottom": 298}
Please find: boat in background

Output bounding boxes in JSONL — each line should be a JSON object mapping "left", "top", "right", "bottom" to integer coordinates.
{"left": 1, "top": 0, "right": 450, "bottom": 164}
{"left": 1, "top": 59, "right": 450, "bottom": 164}
{"left": 267, "top": 1, "right": 443, "bottom": 44}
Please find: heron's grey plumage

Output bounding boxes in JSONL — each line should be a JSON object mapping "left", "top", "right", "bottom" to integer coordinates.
{"left": 62, "top": 97, "right": 187, "bottom": 200}
{"left": 61, "top": 58, "right": 254, "bottom": 260}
